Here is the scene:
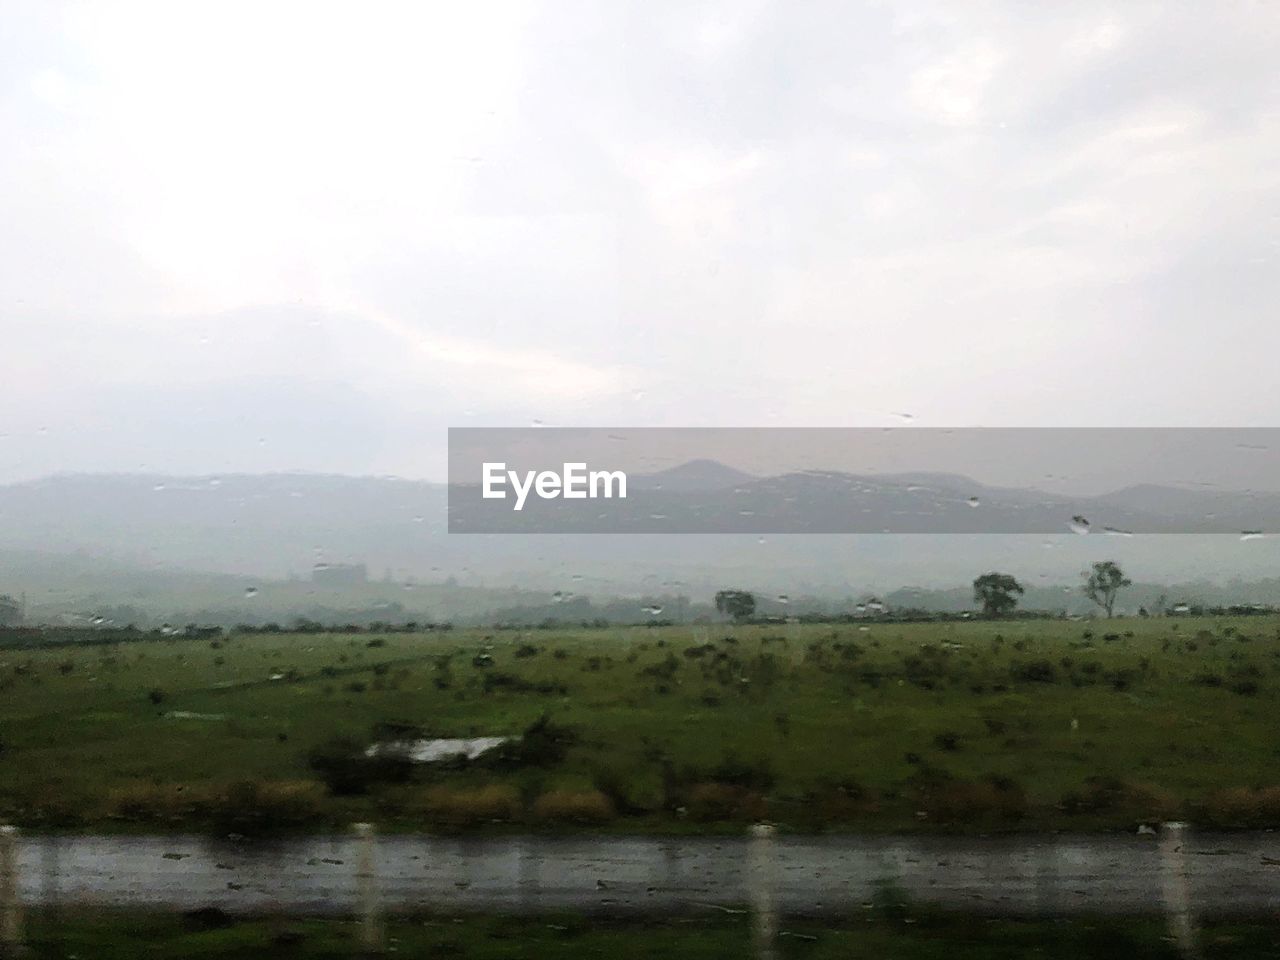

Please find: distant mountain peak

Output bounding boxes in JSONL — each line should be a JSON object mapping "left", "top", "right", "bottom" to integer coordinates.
{"left": 632, "top": 459, "right": 755, "bottom": 491}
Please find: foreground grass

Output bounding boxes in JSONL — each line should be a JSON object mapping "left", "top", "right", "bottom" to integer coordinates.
{"left": 19, "top": 908, "right": 1280, "bottom": 959}
{"left": 2, "top": 616, "right": 1280, "bottom": 833}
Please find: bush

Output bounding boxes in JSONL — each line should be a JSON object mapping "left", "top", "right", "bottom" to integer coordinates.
{"left": 1010, "top": 660, "right": 1056, "bottom": 683}
{"left": 212, "top": 779, "right": 326, "bottom": 833}
{"left": 916, "top": 774, "right": 1027, "bottom": 824}
{"left": 147, "top": 687, "right": 167, "bottom": 705}
{"left": 686, "top": 782, "right": 767, "bottom": 822}
{"left": 532, "top": 789, "right": 615, "bottom": 823}
{"left": 1200, "top": 786, "right": 1280, "bottom": 828}
{"left": 500, "top": 715, "right": 577, "bottom": 769}
{"left": 421, "top": 785, "right": 522, "bottom": 826}
{"left": 808, "top": 779, "right": 876, "bottom": 823}
{"left": 1059, "top": 776, "right": 1177, "bottom": 821}
{"left": 307, "top": 737, "right": 414, "bottom": 795}
{"left": 106, "top": 781, "right": 213, "bottom": 822}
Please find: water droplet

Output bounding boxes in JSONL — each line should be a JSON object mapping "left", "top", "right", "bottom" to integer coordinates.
{"left": 776, "top": 594, "right": 789, "bottom": 604}
{"left": 966, "top": 496, "right": 980, "bottom": 508}
{"left": 757, "top": 536, "right": 767, "bottom": 545}
{"left": 894, "top": 412, "right": 915, "bottom": 421}
{"left": 1069, "top": 515, "right": 1091, "bottom": 535}
{"left": 244, "top": 587, "right": 259, "bottom": 598}
{"left": 644, "top": 605, "right": 664, "bottom": 616}
{"left": 1241, "top": 530, "right": 1264, "bottom": 541}
{"left": 153, "top": 483, "right": 166, "bottom": 492}
{"left": 1103, "top": 526, "right": 1133, "bottom": 537}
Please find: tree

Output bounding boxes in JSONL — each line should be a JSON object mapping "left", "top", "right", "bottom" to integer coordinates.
{"left": 1083, "top": 561, "right": 1131, "bottom": 618}
{"left": 972, "top": 573, "right": 1024, "bottom": 618}
{"left": 714, "top": 589, "right": 756, "bottom": 622}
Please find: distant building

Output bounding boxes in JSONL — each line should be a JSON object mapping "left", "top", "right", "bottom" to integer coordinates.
{"left": 311, "top": 563, "right": 368, "bottom": 587}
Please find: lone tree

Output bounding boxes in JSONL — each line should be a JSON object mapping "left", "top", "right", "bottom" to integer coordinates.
{"left": 1083, "top": 560, "right": 1131, "bottom": 618}
{"left": 972, "top": 573, "right": 1024, "bottom": 618}
{"left": 714, "top": 589, "right": 756, "bottom": 622}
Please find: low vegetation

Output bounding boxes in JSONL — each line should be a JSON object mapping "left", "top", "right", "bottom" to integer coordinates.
{"left": 2, "top": 616, "right": 1280, "bottom": 834}
{"left": 17, "top": 908, "right": 1280, "bottom": 960}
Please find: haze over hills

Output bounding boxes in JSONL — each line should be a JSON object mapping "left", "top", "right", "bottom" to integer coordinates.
{"left": 1, "top": 465, "right": 1277, "bottom": 624}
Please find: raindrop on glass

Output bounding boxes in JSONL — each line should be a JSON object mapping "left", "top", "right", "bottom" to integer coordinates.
{"left": 1069, "top": 515, "right": 1091, "bottom": 535}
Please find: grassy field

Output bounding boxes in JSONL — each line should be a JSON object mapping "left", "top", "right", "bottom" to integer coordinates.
{"left": 2, "top": 616, "right": 1279, "bottom": 833}
{"left": 16, "top": 908, "right": 1280, "bottom": 959}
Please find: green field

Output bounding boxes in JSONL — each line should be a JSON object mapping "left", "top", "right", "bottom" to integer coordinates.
{"left": 17, "top": 908, "right": 1280, "bottom": 960}
{"left": 2, "top": 616, "right": 1279, "bottom": 833}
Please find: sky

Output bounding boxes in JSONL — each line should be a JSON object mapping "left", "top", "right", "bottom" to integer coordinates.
{"left": 2, "top": 1, "right": 1279, "bottom": 484}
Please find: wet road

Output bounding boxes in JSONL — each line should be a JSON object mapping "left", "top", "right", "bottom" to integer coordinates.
{"left": 12, "top": 830, "right": 1280, "bottom": 916}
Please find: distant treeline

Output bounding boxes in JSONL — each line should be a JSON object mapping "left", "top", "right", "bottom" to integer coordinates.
{"left": 3, "top": 602, "right": 1279, "bottom": 649}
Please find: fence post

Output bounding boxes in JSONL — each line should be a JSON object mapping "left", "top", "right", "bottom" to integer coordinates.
{"left": 747, "top": 824, "right": 777, "bottom": 960}
{"left": 353, "top": 823, "right": 384, "bottom": 956}
{"left": 0, "top": 826, "right": 22, "bottom": 957}
{"left": 1159, "top": 821, "right": 1199, "bottom": 959}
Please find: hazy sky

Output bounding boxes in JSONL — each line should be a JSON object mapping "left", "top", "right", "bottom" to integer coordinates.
{"left": 3, "top": 1, "right": 1278, "bottom": 484}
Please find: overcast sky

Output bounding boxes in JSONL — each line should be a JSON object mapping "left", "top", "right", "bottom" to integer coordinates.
{"left": 2, "top": 1, "right": 1278, "bottom": 484}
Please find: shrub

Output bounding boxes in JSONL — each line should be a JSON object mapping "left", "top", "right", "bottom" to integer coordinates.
{"left": 307, "top": 737, "right": 414, "bottom": 795}
{"left": 106, "top": 781, "right": 213, "bottom": 822}
{"left": 933, "top": 732, "right": 961, "bottom": 752}
{"left": 421, "top": 785, "right": 522, "bottom": 826}
{"left": 1010, "top": 660, "right": 1056, "bottom": 683}
{"left": 532, "top": 789, "right": 615, "bottom": 823}
{"left": 916, "top": 774, "right": 1027, "bottom": 824}
{"left": 212, "top": 779, "right": 326, "bottom": 833}
{"left": 709, "top": 755, "right": 774, "bottom": 791}
{"left": 686, "top": 782, "right": 767, "bottom": 822}
{"left": 500, "top": 715, "right": 577, "bottom": 769}
{"left": 1200, "top": 786, "right": 1280, "bottom": 828}
{"left": 809, "top": 779, "right": 876, "bottom": 823}
{"left": 147, "top": 687, "right": 167, "bottom": 705}
{"left": 1059, "top": 776, "right": 1177, "bottom": 821}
